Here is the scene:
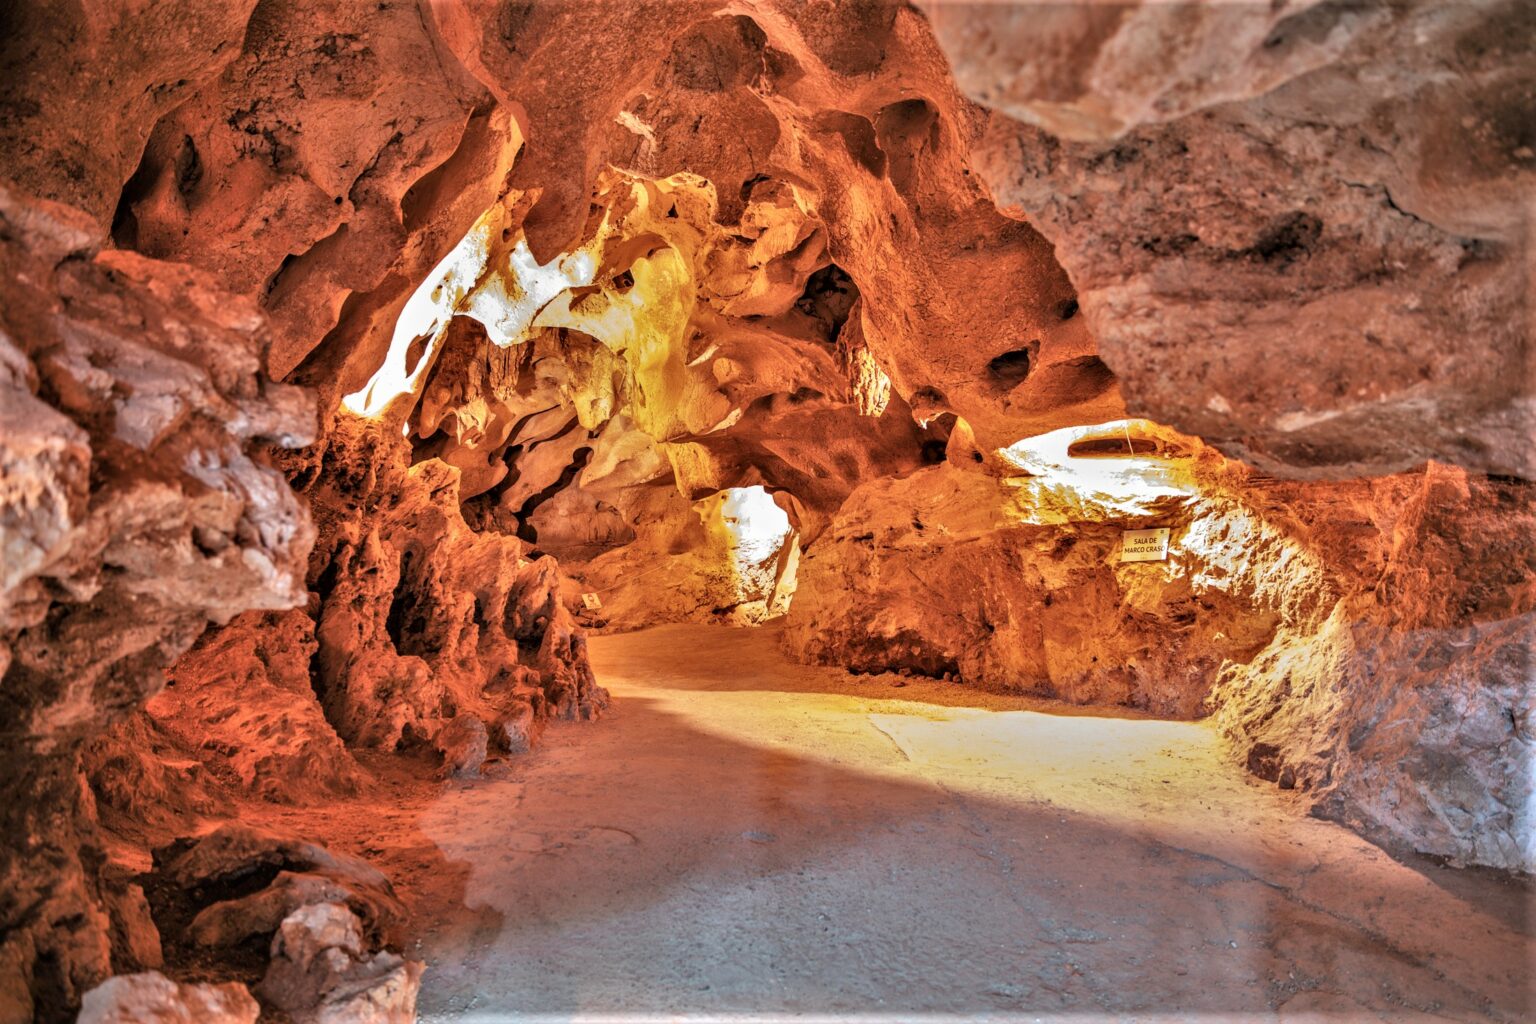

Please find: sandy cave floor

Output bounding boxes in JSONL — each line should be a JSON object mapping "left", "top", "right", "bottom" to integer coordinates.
{"left": 240, "top": 624, "right": 1533, "bottom": 1023}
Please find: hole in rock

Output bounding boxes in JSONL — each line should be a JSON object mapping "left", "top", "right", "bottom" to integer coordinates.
{"left": 794, "top": 262, "right": 858, "bottom": 344}
{"left": 874, "top": 97, "right": 940, "bottom": 193}
{"left": 987, "top": 342, "right": 1039, "bottom": 387}
{"left": 1245, "top": 211, "right": 1323, "bottom": 265}
{"left": 814, "top": 110, "right": 887, "bottom": 177}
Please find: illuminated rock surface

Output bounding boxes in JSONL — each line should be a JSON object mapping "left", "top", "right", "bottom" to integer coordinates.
{"left": 77, "top": 972, "right": 259, "bottom": 1024}
{"left": 786, "top": 422, "right": 1536, "bottom": 869}
{"left": 0, "top": 184, "right": 314, "bottom": 1021}
{"left": 0, "top": 0, "right": 1531, "bottom": 1020}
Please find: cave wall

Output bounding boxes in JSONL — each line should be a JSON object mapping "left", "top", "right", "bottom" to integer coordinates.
{"left": 1, "top": 4, "right": 562, "bottom": 1014}
{"left": 1212, "top": 464, "right": 1534, "bottom": 869}
{"left": 921, "top": 0, "right": 1535, "bottom": 479}
{"left": 0, "top": 185, "right": 314, "bottom": 1019}
{"left": 785, "top": 424, "right": 1289, "bottom": 718}
{"left": 4, "top": 3, "right": 1528, "bottom": 483}
{"left": 290, "top": 414, "right": 608, "bottom": 750}
{"left": 783, "top": 425, "right": 1535, "bottom": 870}
{"left": 897, "top": 0, "right": 1532, "bottom": 869}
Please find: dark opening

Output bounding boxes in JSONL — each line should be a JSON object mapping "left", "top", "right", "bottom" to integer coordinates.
{"left": 988, "top": 342, "right": 1039, "bottom": 388}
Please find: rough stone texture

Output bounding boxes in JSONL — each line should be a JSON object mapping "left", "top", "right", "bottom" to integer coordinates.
{"left": 491, "top": 700, "right": 538, "bottom": 756}
{"left": 378, "top": 2, "right": 1120, "bottom": 527}
{"left": 0, "top": 0, "right": 1531, "bottom": 1013}
{"left": 0, "top": 184, "right": 313, "bottom": 1021}
{"left": 111, "top": 0, "right": 515, "bottom": 381}
{"left": 292, "top": 414, "right": 607, "bottom": 761}
{"left": 146, "top": 824, "right": 408, "bottom": 969}
{"left": 334, "top": 165, "right": 940, "bottom": 626}
{"left": 69, "top": 0, "right": 1123, "bottom": 634}
{"left": 188, "top": 872, "right": 354, "bottom": 950}
{"left": 786, "top": 428, "right": 1280, "bottom": 718}
{"left": 99, "top": 880, "right": 164, "bottom": 977}
{"left": 1209, "top": 464, "right": 1536, "bottom": 870}
{"left": 786, "top": 429, "right": 1536, "bottom": 870}
{"left": 76, "top": 971, "right": 259, "bottom": 1024}
{"left": 81, "top": 712, "right": 233, "bottom": 839}
{"left": 147, "top": 609, "right": 364, "bottom": 803}
{"left": 0, "top": 1, "right": 258, "bottom": 228}
{"left": 258, "top": 903, "right": 422, "bottom": 1024}
{"left": 924, "top": 0, "right": 1536, "bottom": 479}
{"left": 432, "top": 713, "right": 491, "bottom": 780}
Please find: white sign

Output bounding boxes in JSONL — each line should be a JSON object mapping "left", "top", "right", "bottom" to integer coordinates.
{"left": 1120, "top": 527, "right": 1171, "bottom": 563}
{"left": 580, "top": 592, "right": 603, "bottom": 610}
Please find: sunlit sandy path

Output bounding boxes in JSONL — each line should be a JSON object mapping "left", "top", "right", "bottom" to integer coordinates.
{"left": 413, "top": 624, "right": 1532, "bottom": 1023}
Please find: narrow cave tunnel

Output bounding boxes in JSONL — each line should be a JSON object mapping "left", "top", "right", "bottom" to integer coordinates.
{"left": 1, "top": 3, "right": 1533, "bottom": 1023}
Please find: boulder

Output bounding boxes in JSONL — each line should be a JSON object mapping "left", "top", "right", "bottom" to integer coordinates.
{"left": 155, "top": 824, "right": 391, "bottom": 897}
{"left": 189, "top": 871, "right": 353, "bottom": 949}
{"left": 432, "top": 713, "right": 490, "bottom": 779}
{"left": 76, "top": 972, "right": 258, "bottom": 1024}
{"left": 491, "top": 701, "right": 537, "bottom": 756}
{"left": 258, "top": 904, "right": 423, "bottom": 1024}
{"left": 152, "top": 825, "right": 405, "bottom": 949}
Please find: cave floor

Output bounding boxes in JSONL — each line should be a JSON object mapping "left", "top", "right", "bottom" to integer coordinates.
{"left": 276, "top": 623, "right": 1530, "bottom": 1023}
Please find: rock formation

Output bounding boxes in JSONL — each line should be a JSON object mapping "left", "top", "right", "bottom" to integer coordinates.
{"left": 922, "top": 0, "right": 1536, "bottom": 479}
{"left": 0, "top": 183, "right": 314, "bottom": 1021}
{"left": 0, "top": 0, "right": 1530, "bottom": 1019}
{"left": 77, "top": 972, "right": 260, "bottom": 1024}
{"left": 786, "top": 421, "right": 1535, "bottom": 868}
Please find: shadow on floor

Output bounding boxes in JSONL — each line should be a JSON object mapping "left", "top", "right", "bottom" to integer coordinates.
{"left": 400, "top": 626, "right": 1532, "bottom": 1022}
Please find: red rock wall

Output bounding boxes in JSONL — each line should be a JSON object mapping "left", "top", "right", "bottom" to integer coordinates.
{"left": 0, "top": 186, "right": 314, "bottom": 1019}
{"left": 922, "top": 0, "right": 1535, "bottom": 479}
{"left": 292, "top": 414, "right": 608, "bottom": 748}
{"left": 1212, "top": 465, "right": 1535, "bottom": 869}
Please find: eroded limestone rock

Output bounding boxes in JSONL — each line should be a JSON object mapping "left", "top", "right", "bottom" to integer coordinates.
{"left": 0, "top": 183, "right": 314, "bottom": 1019}
{"left": 294, "top": 415, "right": 607, "bottom": 759}
{"left": 76, "top": 972, "right": 259, "bottom": 1024}
{"left": 786, "top": 422, "right": 1287, "bottom": 717}
{"left": 432, "top": 713, "right": 490, "bottom": 780}
{"left": 188, "top": 871, "right": 354, "bottom": 950}
{"left": 147, "top": 609, "right": 364, "bottom": 803}
{"left": 258, "top": 903, "right": 422, "bottom": 1024}
{"left": 145, "top": 824, "right": 410, "bottom": 1003}
{"left": 0, "top": 0, "right": 1531, "bottom": 1013}
{"left": 785, "top": 426, "right": 1536, "bottom": 870}
{"left": 491, "top": 701, "right": 538, "bottom": 756}
{"left": 928, "top": 0, "right": 1536, "bottom": 479}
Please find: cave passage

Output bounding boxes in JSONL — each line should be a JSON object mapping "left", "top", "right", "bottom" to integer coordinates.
{"left": 272, "top": 626, "right": 1530, "bottom": 1020}
{"left": 4, "top": 2, "right": 1533, "bottom": 1022}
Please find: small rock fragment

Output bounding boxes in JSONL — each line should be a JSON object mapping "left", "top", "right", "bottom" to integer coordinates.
{"left": 432, "top": 713, "right": 489, "bottom": 778}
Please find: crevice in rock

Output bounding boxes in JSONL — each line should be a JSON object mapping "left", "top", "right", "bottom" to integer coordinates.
{"left": 987, "top": 341, "right": 1039, "bottom": 389}
{"left": 794, "top": 262, "right": 858, "bottom": 345}
{"left": 515, "top": 445, "right": 594, "bottom": 545}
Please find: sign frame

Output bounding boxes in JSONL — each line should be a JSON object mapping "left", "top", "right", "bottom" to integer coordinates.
{"left": 1120, "top": 527, "right": 1171, "bottom": 563}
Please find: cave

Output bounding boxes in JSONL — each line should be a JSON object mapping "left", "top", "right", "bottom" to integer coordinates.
{"left": 1, "top": 2, "right": 1532, "bottom": 1022}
